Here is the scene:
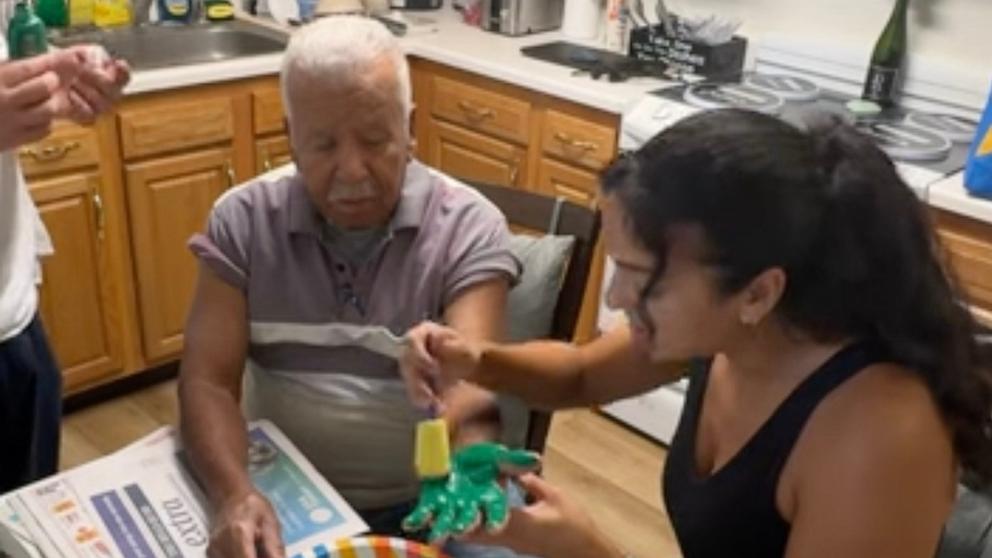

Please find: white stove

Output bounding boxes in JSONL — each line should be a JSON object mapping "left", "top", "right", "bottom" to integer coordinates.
{"left": 621, "top": 75, "right": 976, "bottom": 199}
{"left": 600, "top": 44, "right": 983, "bottom": 446}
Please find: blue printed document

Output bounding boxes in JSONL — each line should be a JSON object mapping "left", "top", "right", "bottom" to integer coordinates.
{"left": 0, "top": 421, "right": 368, "bottom": 558}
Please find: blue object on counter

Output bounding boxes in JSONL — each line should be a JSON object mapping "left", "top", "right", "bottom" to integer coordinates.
{"left": 297, "top": 0, "right": 316, "bottom": 20}
{"left": 965, "top": 84, "right": 992, "bottom": 199}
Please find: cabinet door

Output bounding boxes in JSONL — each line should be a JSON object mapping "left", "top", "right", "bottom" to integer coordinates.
{"left": 536, "top": 157, "right": 600, "bottom": 208}
{"left": 933, "top": 209, "right": 992, "bottom": 326}
{"left": 126, "top": 147, "right": 234, "bottom": 363}
{"left": 31, "top": 173, "right": 124, "bottom": 391}
{"left": 255, "top": 135, "right": 293, "bottom": 175}
{"left": 253, "top": 86, "right": 286, "bottom": 136}
{"left": 427, "top": 119, "right": 527, "bottom": 188}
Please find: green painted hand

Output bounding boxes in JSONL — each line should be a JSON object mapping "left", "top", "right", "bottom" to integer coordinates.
{"left": 402, "top": 442, "right": 541, "bottom": 544}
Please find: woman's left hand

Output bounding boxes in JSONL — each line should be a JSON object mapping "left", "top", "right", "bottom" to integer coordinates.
{"left": 462, "top": 473, "right": 625, "bottom": 558}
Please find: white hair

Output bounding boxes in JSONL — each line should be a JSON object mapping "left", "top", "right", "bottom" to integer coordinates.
{"left": 280, "top": 16, "right": 412, "bottom": 124}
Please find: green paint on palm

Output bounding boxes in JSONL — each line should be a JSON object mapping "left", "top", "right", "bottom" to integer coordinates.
{"left": 402, "top": 442, "right": 541, "bottom": 543}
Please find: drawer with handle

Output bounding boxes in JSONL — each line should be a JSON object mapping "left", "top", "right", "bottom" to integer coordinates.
{"left": 541, "top": 109, "right": 617, "bottom": 171}
{"left": 19, "top": 123, "right": 100, "bottom": 178}
{"left": 431, "top": 75, "right": 531, "bottom": 145}
{"left": 118, "top": 96, "right": 235, "bottom": 160}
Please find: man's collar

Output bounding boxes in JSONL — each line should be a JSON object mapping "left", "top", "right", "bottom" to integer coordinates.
{"left": 287, "top": 159, "right": 434, "bottom": 237}
{"left": 389, "top": 159, "right": 433, "bottom": 232}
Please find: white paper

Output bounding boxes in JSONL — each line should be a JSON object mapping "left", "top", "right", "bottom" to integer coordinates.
{"left": 0, "top": 421, "right": 368, "bottom": 558}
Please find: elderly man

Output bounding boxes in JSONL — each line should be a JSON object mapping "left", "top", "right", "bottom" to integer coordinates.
{"left": 179, "top": 16, "right": 523, "bottom": 558}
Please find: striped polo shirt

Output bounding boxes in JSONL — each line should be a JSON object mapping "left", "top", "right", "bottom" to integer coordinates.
{"left": 188, "top": 160, "right": 520, "bottom": 509}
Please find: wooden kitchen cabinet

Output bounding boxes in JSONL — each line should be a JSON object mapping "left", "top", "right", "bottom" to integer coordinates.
{"left": 252, "top": 84, "right": 286, "bottom": 136}
{"left": 428, "top": 119, "right": 527, "bottom": 188}
{"left": 31, "top": 172, "right": 125, "bottom": 392}
{"left": 116, "top": 78, "right": 262, "bottom": 365}
{"left": 252, "top": 83, "right": 291, "bottom": 175}
{"left": 933, "top": 209, "right": 992, "bottom": 326}
{"left": 255, "top": 135, "right": 292, "bottom": 174}
{"left": 117, "top": 96, "right": 236, "bottom": 160}
{"left": 20, "top": 118, "right": 137, "bottom": 395}
{"left": 411, "top": 58, "right": 619, "bottom": 340}
{"left": 125, "top": 148, "right": 235, "bottom": 363}
{"left": 540, "top": 109, "right": 617, "bottom": 172}
{"left": 536, "top": 156, "right": 600, "bottom": 207}
{"left": 431, "top": 75, "right": 533, "bottom": 145}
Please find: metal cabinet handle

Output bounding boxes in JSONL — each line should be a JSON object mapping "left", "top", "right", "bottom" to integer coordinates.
{"left": 22, "top": 141, "right": 81, "bottom": 163}
{"left": 225, "top": 162, "right": 237, "bottom": 187}
{"left": 92, "top": 191, "right": 105, "bottom": 241}
{"left": 259, "top": 148, "right": 273, "bottom": 172}
{"left": 457, "top": 100, "right": 495, "bottom": 122}
{"left": 509, "top": 157, "right": 521, "bottom": 185}
{"left": 554, "top": 132, "right": 598, "bottom": 152}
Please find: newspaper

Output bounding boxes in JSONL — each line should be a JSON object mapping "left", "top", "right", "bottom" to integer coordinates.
{"left": 0, "top": 421, "right": 368, "bottom": 558}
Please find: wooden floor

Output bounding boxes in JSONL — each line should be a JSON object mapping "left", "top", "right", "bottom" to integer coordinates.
{"left": 60, "top": 380, "right": 681, "bottom": 557}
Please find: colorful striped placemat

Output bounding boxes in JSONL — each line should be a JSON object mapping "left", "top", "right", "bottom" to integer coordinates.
{"left": 291, "top": 536, "right": 452, "bottom": 558}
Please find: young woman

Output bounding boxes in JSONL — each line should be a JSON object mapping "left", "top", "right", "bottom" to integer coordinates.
{"left": 400, "top": 109, "right": 992, "bottom": 558}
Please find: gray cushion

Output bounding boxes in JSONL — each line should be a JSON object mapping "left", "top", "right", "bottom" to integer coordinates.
{"left": 937, "top": 485, "right": 992, "bottom": 558}
{"left": 505, "top": 233, "right": 576, "bottom": 342}
{"left": 499, "top": 233, "right": 575, "bottom": 447}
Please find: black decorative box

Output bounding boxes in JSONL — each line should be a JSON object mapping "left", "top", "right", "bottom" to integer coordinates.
{"left": 628, "top": 25, "right": 747, "bottom": 80}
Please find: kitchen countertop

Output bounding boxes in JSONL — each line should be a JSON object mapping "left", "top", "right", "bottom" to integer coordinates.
{"left": 929, "top": 172, "right": 992, "bottom": 224}
{"left": 126, "top": 51, "right": 284, "bottom": 94}
{"left": 124, "top": 7, "right": 672, "bottom": 113}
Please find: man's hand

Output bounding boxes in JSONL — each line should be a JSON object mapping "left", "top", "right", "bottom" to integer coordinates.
{"left": 208, "top": 490, "right": 285, "bottom": 558}
{"left": 0, "top": 50, "right": 81, "bottom": 150}
{"left": 402, "top": 442, "right": 541, "bottom": 545}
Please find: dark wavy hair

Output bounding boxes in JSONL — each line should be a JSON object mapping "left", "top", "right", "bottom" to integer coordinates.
{"left": 601, "top": 108, "right": 992, "bottom": 483}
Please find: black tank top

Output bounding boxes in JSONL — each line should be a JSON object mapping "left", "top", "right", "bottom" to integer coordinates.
{"left": 663, "top": 341, "right": 886, "bottom": 558}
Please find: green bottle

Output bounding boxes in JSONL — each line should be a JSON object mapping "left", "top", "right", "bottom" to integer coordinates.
{"left": 861, "top": 0, "right": 909, "bottom": 106}
{"left": 7, "top": 1, "right": 49, "bottom": 60}
{"left": 36, "top": 0, "right": 69, "bottom": 28}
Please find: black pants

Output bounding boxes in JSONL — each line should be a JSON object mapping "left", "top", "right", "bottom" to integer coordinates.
{"left": 0, "top": 315, "right": 61, "bottom": 494}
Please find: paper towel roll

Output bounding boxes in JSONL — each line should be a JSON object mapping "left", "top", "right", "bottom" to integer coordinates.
{"left": 562, "top": 0, "right": 601, "bottom": 40}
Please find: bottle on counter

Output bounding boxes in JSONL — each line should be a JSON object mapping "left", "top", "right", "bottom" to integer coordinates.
{"left": 36, "top": 0, "right": 68, "bottom": 27}
{"left": 604, "top": 0, "right": 629, "bottom": 54}
{"left": 93, "top": 0, "right": 133, "bottom": 27}
{"left": 204, "top": 0, "right": 235, "bottom": 21}
{"left": 7, "top": 0, "right": 48, "bottom": 59}
{"left": 157, "top": 0, "right": 193, "bottom": 22}
{"left": 861, "top": 0, "right": 909, "bottom": 107}
{"left": 69, "top": 0, "right": 95, "bottom": 26}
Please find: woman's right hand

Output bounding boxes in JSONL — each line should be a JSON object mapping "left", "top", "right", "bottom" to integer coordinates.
{"left": 207, "top": 489, "right": 284, "bottom": 558}
{"left": 400, "top": 321, "right": 483, "bottom": 411}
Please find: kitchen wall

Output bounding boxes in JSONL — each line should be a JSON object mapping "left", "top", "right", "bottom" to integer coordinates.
{"left": 666, "top": 0, "right": 991, "bottom": 104}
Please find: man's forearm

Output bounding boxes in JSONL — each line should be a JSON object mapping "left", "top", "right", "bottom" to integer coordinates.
{"left": 178, "top": 375, "right": 254, "bottom": 508}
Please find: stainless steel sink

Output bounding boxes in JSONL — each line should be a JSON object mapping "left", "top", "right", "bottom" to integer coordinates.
{"left": 49, "top": 21, "right": 288, "bottom": 70}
